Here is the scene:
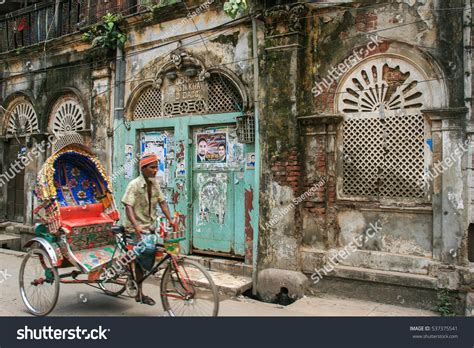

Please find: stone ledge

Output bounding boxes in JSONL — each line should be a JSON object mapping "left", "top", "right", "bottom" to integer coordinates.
{"left": 328, "top": 265, "right": 438, "bottom": 289}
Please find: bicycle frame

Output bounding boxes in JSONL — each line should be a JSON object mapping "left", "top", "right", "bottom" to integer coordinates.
{"left": 101, "top": 230, "right": 194, "bottom": 296}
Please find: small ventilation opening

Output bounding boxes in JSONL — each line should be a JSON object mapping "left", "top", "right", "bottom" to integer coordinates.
{"left": 469, "top": 224, "right": 474, "bottom": 262}
{"left": 1, "top": 243, "right": 9, "bottom": 249}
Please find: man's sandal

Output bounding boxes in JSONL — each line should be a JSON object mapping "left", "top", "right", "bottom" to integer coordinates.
{"left": 136, "top": 295, "right": 156, "bottom": 306}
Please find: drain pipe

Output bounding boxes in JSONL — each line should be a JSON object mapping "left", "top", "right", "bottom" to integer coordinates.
{"left": 113, "top": 46, "right": 126, "bottom": 169}
{"left": 251, "top": 13, "right": 261, "bottom": 296}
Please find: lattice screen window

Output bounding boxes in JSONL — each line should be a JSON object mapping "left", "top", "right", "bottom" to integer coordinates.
{"left": 49, "top": 96, "right": 86, "bottom": 134}
{"left": 132, "top": 73, "right": 243, "bottom": 119}
{"left": 6, "top": 101, "right": 39, "bottom": 136}
{"left": 339, "top": 58, "right": 428, "bottom": 200}
{"left": 208, "top": 73, "right": 243, "bottom": 113}
{"left": 133, "top": 87, "right": 162, "bottom": 120}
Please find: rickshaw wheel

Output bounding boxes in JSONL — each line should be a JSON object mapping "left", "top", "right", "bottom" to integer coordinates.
{"left": 98, "top": 275, "right": 127, "bottom": 297}
{"left": 19, "top": 248, "right": 60, "bottom": 316}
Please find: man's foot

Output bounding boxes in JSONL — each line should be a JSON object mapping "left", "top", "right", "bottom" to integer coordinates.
{"left": 136, "top": 295, "right": 156, "bottom": 306}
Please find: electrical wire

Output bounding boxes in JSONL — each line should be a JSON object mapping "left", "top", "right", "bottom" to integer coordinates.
{"left": 2, "top": 1, "right": 471, "bottom": 77}
{"left": 0, "top": 1, "right": 470, "bottom": 134}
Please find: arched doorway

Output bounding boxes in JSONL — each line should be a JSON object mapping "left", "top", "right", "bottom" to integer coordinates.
{"left": 2, "top": 96, "right": 39, "bottom": 222}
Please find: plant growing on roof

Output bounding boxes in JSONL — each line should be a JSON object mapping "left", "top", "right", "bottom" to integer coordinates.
{"left": 81, "top": 12, "right": 127, "bottom": 50}
{"left": 223, "top": 0, "right": 247, "bottom": 19}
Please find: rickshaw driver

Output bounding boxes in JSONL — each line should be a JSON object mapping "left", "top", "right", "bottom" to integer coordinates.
{"left": 121, "top": 153, "right": 175, "bottom": 306}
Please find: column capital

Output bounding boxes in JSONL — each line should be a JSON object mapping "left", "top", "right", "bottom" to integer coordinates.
{"left": 421, "top": 107, "right": 468, "bottom": 121}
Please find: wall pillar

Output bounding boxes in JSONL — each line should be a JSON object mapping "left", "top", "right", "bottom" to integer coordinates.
{"left": 423, "top": 107, "right": 468, "bottom": 264}
{"left": 91, "top": 66, "right": 112, "bottom": 168}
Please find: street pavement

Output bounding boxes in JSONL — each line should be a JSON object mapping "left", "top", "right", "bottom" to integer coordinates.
{"left": 0, "top": 249, "right": 437, "bottom": 317}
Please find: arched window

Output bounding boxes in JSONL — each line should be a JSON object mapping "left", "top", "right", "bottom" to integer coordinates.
{"left": 207, "top": 73, "right": 243, "bottom": 113}
{"left": 2, "top": 97, "right": 38, "bottom": 223}
{"left": 48, "top": 95, "right": 86, "bottom": 134}
{"left": 133, "top": 87, "right": 162, "bottom": 120}
{"left": 5, "top": 99, "right": 39, "bottom": 136}
{"left": 337, "top": 56, "right": 431, "bottom": 201}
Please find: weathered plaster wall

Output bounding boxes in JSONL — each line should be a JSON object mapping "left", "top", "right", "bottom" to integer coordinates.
{"left": 258, "top": 0, "right": 472, "bottom": 301}
{"left": 0, "top": 36, "right": 114, "bottom": 225}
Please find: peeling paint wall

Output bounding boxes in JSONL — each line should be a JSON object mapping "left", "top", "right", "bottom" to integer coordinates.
{"left": 258, "top": 0, "right": 473, "bottom": 300}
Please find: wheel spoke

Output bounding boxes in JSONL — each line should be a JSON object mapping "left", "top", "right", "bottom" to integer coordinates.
{"left": 19, "top": 249, "right": 59, "bottom": 316}
{"left": 160, "top": 259, "right": 219, "bottom": 316}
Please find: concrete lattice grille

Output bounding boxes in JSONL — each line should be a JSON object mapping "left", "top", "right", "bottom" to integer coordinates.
{"left": 133, "top": 87, "right": 162, "bottom": 119}
{"left": 339, "top": 58, "right": 427, "bottom": 200}
{"left": 207, "top": 73, "right": 243, "bottom": 113}
{"left": 343, "top": 113, "right": 425, "bottom": 199}
{"left": 132, "top": 73, "right": 243, "bottom": 119}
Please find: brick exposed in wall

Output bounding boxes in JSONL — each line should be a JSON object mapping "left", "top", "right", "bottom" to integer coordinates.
{"left": 355, "top": 11, "right": 378, "bottom": 32}
{"left": 270, "top": 149, "right": 301, "bottom": 195}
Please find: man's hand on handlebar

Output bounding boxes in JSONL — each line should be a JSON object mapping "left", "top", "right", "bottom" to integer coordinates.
{"left": 134, "top": 225, "right": 145, "bottom": 238}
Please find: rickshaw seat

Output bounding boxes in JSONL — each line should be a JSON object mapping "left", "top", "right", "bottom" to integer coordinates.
{"left": 59, "top": 203, "right": 118, "bottom": 272}
{"left": 60, "top": 203, "right": 115, "bottom": 229}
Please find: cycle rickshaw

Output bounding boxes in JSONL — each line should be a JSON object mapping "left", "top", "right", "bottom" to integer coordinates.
{"left": 19, "top": 137, "right": 219, "bottom": 316}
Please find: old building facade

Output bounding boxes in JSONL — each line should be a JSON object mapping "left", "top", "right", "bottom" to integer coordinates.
{"left": 0, "top": 0, "right": 473, "bottom": 314}
{"left": 258, "top": 0, "right": 474, "bottom": 314}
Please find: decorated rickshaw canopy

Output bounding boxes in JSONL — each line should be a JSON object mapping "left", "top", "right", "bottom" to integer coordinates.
{"left": 35, "top": 144, "right": 119, "bottom": 234}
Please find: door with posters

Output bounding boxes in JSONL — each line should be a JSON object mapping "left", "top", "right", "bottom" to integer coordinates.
{"left": 192, "top": 125, "right": 245, "bottom": 256}
{"left": 139, "top": 130, "right": 177, "bottom": 230}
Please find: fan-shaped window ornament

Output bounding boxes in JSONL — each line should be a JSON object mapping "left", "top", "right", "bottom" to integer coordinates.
{"left": 337, "top": 56, "right": 430, "bottom": 201}
{"left": 339, "top": 60, "right": 425, "bottom": 114}
{"left": 6, "top": 101, "right": 39, "bottom": 136}
{"left": 49, "top": 96, "right": 86, "bottom": 134}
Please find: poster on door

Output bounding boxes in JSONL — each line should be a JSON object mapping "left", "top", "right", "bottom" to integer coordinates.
{"left": 140, "top": 132, "right": 173, "bottom": 186}
{"left": 195, "top": 132, "right": 227, "bottom": 164}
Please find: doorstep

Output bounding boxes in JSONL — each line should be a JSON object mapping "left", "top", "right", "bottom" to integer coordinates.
{"left": 182, "top": 255, "right": 253, "bottom": 296}
{"left": 185, "top": 254, "right": 253, "bottom": 278}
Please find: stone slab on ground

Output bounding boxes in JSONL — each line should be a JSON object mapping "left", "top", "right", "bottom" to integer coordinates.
{"left": 0, "top": 234, "right": 21, "bottom": 251}
{"left": 184, "top": 255, "right": 252, "bottom": 277}
{"left": 206, "top": 270, "right": 252, "bottom": 296}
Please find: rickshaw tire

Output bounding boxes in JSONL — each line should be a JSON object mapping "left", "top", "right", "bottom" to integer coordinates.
{"left": 19, "top": 248, "right": 60, "bottom": 317}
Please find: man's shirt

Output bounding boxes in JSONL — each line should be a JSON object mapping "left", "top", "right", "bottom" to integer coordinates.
{"left": 121, "top": 174, "right": 166, "bottom": 229}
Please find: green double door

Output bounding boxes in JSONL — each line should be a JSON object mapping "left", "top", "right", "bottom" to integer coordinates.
{"left": 138, "top": 124, "right": 246, "bottom": 257}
